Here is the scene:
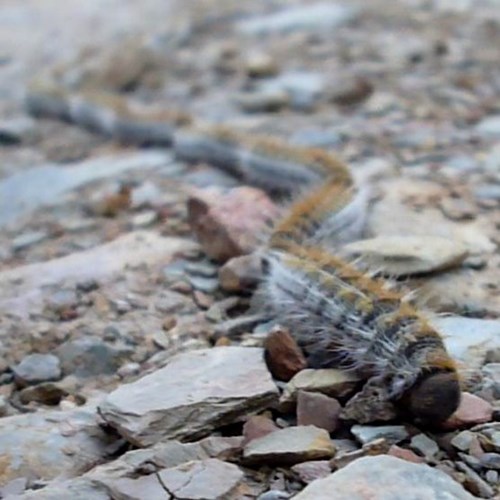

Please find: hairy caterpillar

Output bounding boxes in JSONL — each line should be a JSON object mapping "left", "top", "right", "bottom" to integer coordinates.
{"left": 24, "top": 73, "right": 461, "bottom": 423}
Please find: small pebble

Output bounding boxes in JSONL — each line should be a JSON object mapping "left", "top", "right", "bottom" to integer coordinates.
{"left": 350, "top": 425, "right": 409, "bottom": 446}
{"left": 443, "top": 393, "right": 493, "bottom": 429}
{"left": 12, "top": 354, "right": 62, "bottom": 388}
{"left": 264, "top": 327, "right": 307, "bottom": 382}
{"left": 410, "top": 433, "right": 440, "bottom": 459}
{"left": 296, "top": 391, "right": 341, "bottom": 433}
{"left": 291, "top": 460, "right": 331, "bottom": 483}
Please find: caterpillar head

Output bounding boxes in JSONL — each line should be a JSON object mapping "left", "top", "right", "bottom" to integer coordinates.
{"left": 401, "top": 370, "right": 461, "bottom": 424}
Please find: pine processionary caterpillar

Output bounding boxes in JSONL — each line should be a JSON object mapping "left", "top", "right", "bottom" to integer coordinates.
{"left": 24, "top": 73, "right": 461, "bottom": 423}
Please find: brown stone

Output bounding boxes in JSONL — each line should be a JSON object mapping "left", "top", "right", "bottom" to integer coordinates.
{"left": 264, "top": 326, "right": 307, "bottom": 382}
{"left": 242, "top": 415, "right": 279, "bottom": 446}
{"left": 297, "top": 391, "right": 341, "bottom": 433}
{"left": 187, "top": 187, "right": 279, "bottom": 262}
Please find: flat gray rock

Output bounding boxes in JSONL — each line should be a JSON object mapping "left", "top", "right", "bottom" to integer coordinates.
{"left": 0, "top": 405, "right": 115, "bottom": 487}
{"left": 294, "top": 455, "right": 476, "bottom": 500}
{"left": 243, "top": 426, "right": 335, "bottom": 465}
{"left": 342, "top": 236, "right": 468, "bottom": 276}
{"left": 157, "top": 459, "right": 244, "bottom": 500}
{"left": 99, "top": 347, "right": 278, "bottom": 446}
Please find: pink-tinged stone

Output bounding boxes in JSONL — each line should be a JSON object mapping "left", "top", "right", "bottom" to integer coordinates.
{"left": 291, "top": 460, "right": 332, "bottom": 483}
{"left": 187, "top": 186, "right": 279, "bottom": 262}
{"left": 441, "top": 393, "right": 493, "bottom": 430}
{"left": 243, "top": 415, "right": 279, "bottom": 446}
{"left": 297, "top": 391, "right": 341, "bottom": 433}
{"left": 388, "top": 445, "right": 425, "bottom": 464}
{"left": 264, "top": 327, "right": 307, "bottom": 382}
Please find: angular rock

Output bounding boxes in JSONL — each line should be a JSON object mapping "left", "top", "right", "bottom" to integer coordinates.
{"left": 12, "top": 353, "right": 62, "bottom": 387}
{"left": 456, "top": 461, "right": 495, "bottom": 498}
{"left": 281, "top": 369, "right": 359, "bottom": 404}
{"left": 107, "top": 459, "right": 243, "bottom": 500}
{"left": 342, "top": 236, "right": 468, "bottom": 277}
{"left": 99, "top": 473, "right": 167, "bottom": 499}
{"left": 99, "top": 347, "right": 278, "bottom": 446}
{"left": 237, "top": 3, "right": 358, "bottom": 35}
{"left": 479, "top": 453, "right": 500, "bottom": 470}
{"left": 243, "top": 415, "right": 279, "bottom": 445}
{"left": 264, "top": 327, "right": 307, "bottom": 382}
{"left": 410, "top": 433, "right": 440, "bottom": 459}
{"left": 331, "top": 439, "right": 390, "bottom": 470}
{"left": 291, "top": 461, "right": 332, "bottom": 484}
{"left": 442, "top": 393, "right": 493, "bottom": 429}
{"left": 350, "top": 425, "right": 409, "bottom": 445}
{"left": 187, "top": 187, "right": 278, "bottom": 262}
{"left": 451, "top": 430, "right": 476, "bottom": 452}
{"left": 0, "top": 405, "right": 115, "bottom": 487}
{"left": 14, "top": 436, "right": 244, "bottom": 499}
{"left": 293, "top": 456, "right": 476, "bottom": 499}
{"left": 243, "top": 426, "right": 335, "bottom": 465}
{"left": 296, "top": 391, "right": 341, "bottom": 433}
{"left": 157, "top": 459, "right": 244, "bottom": 499}
{"left": 218, "top": 254, "right": 263, "bottom": 292}
{"left": 341, "top": 379, "right": 398, "bottom": 424}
